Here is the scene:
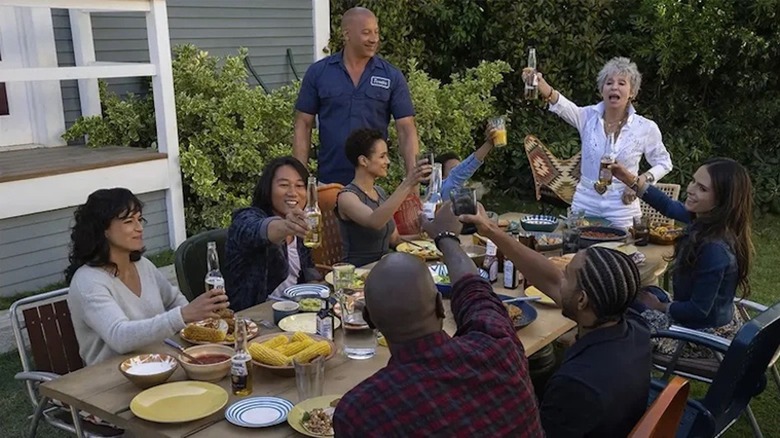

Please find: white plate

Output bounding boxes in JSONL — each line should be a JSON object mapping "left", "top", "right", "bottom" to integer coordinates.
{"left": 225, "top": 396, "right": 293, "bottom": 428}
{"left": 278, "top": 313, "right": 342, "bottom": 334}
{"left": 592, "top": 241, "right": 638, "bottom": 255}
{"left": 283, "top": 284, "right": 331, "bottom": 300}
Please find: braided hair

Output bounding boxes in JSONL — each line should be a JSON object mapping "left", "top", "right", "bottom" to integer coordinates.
{"left": 576, "top": 247, "right": 641, "bottom": 327}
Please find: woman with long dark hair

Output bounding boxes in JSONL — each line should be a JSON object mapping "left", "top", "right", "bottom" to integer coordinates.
{"left": 66, "top": 188, "right": 228, "bottom": 365}
{"left": 611, "top": 158, "right": 754, "bottom": 334}
{"left": 224, "top": 156, "right": 321, "bottom": 310}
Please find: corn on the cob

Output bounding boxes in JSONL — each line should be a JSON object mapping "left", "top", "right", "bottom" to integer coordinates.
{"left": 183, "top": 324, "right": 226, "bottom": 342}
{"left": 260, "top": 334, "right": 289, "bottom": 349}
{"left": 249, "top": 343, "right": 290, "bottom": 366}
{"left": 292, "top": 331, "right": 312, "bottom": 343}
{"left": 292, "top": 341, "right": 331, "bottom": 364}
{"left": 276, "top": 339, "right": 315, "bottom": 356}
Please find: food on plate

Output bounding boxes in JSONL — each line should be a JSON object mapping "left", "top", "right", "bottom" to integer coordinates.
{"left": 548, "top": 255, "right": 574, "bottom": 271}
{"left": 186, "top": 353, "right": 230, "bottom": 365}
{"left": 431, "top": 272, "right": 451, "bottom": 285}
{"left": 398, "top": 241, "right": 441, "bottom": 259}
{"left": 581, "top": 230, "right": 623, "bottom": 239}
{"left": 182, "top": 322, "right": 226, "bottom": 343}
{"left": 535, "top": 235, "right": 562, "bottom": 247}
{"left": 215, "top": 308, "right": 234, "bottom": 319}
{"left": 503, "top": 303, "right": 524, "bottom": 325}
{"left": 299, "top": 298, "right": 322, "bottom": 312}
{"left": 302, "top": 407, "right": 335, "bottom": 436}
{"left": 248, "top": 332, "right": 332, "bottom": 366}
{"left": 498, "top": 219, "right": 510, "bottom": 228}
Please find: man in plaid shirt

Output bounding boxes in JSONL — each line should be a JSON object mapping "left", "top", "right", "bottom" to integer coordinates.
{"left": 333, "top": 204, "right": 543, "bottom": 437}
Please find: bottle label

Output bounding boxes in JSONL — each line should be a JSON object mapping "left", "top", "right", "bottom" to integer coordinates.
{"left": 486, "top": 240, "right": 497, "bottom": 256}
{"left": 422, "top": 202, "right": 437, "bottom": 220}
{"left": 316, "top": 314, "right": 334, "bottom": 340}
{"left": 503, "top": 260, "right": 516, "bottom": 288}
{"left": 231, "top": 356, "right": 249, "bottom": 377}
{"left": 488, "top": 261, "right": 498, "bottom": 282}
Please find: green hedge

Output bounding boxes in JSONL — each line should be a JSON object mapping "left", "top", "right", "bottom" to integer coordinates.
{"left": 331, "top": 0, "right": 780, "bottom": 213}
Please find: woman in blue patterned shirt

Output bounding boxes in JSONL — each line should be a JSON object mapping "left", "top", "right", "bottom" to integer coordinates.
{"left": 224, "top": 156, "right": 321, "bottom": 311}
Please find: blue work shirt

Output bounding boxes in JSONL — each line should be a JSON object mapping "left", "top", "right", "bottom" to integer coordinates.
{"left": 295, "top": 51, "right": 415, "bottom": 184}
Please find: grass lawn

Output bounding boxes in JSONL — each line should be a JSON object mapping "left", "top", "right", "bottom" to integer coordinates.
{"left": 0, "top": 202, "right": 777, "bottom": 437}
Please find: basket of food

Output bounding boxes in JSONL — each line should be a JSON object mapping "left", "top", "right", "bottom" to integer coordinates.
{"left": 578, "top": 226, "right": 628, "bottom": 248}
{"left": 248, "top": 332, "right": 335, "bottom": 377}
{"left": 649, "top": 225, "right": 684, "bottom": 245}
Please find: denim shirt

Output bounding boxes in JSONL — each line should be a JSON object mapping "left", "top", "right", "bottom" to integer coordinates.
{"left": 224, "top": 207, "right": 321, "bottom": 311}
{"left": 641, "top": 186, "right": 738, "bottom": 328}
{"left": 440, "top": 153, "right": 483, "bottom": 201}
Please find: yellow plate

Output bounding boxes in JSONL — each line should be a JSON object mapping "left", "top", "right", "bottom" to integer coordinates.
{"left": 278, "top": 313, "right": 342, "bottom": 334}
{"left": 592, "top": 241, "right": 638, "bottom": 255}
{"left": 323, "top": 268, "right": 370, "bottom": 289}
{"left": 288, "top": 394, "right": 342, "bottom": 437}
{"left": 130, "top": 381, "right": 228, "bottom": 423}
{"left": 524, "top": 285, "right": 557, "bottom": 306}
{"left": 396, "top": 240, "right": 441, "bottom": 260}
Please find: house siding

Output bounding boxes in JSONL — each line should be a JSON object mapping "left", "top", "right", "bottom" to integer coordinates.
{"left": 52, "top": 0, "right": 315, "bottom": 128}
{"left": 0, "top": 190, "right": 169, "bottom": 297}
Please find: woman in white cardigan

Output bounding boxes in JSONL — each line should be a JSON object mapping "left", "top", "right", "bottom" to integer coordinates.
{"left": 524, "top": 57, "right": 673, "bottom": 228}
{"left": 66, "top": 188, "right": 229, "bottom": 365}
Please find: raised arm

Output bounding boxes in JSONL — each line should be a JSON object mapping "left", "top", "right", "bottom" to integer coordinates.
{"left": 229, "top": 207, "right": 310, "bottom": 248}
{"left": 461, "top": 205, "right": 565, "bottom": 304}
{"left": 522, "top": 69, "right": 587, "bottom": 132}
{"left": 609, "top": 163, "right": 692, "bottom": 224}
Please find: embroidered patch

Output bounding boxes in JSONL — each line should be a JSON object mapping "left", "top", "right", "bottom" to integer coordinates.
{"left": 370, "top": 76, "right": 391, "bottom": 89}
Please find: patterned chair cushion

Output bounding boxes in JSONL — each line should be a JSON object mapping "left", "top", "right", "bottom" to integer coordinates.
{"left": 524, "top": 135, "right": 581, "bottom": 205}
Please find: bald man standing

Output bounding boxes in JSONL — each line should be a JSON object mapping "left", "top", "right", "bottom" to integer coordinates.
{"left": 293, "top": 7, "right": 419, "bottom": 185}
{"left": 333, "top": 205, "right": 543, "bottom": 437}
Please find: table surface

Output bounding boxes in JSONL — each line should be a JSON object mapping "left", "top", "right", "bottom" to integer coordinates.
{"left": 40, "top": 213, "right": 670, "bottom": 438}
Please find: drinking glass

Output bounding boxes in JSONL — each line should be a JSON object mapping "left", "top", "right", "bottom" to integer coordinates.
{"left": 632, "top": 215, "right": 650, "bottom": 247}
{"left": 340, "top": 291, "right": 377, "bottom": 360}
{"left": 489, "top": 116, "right": 507, "bottom": 147}
{"left": 449, "top": 187, "right": 477, "bottom": 216}
{"left": 416, "top": 150, "right": 434, "bottom": 166}
{"left": 294, "top": 357, "right": 324, "bottom": 402}
{"left": 332, "top": 263, "right": 355, "bottom": 293}
{"left": 562, "top": 227, "right": 581, "bottom": 255}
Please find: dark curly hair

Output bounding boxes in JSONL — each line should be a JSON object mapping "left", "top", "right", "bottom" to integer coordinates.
{"left": 65, "top": 188, "right": 144, "bottom": 283}
{"left": 345, "top": 128, "right": 386, "bottom": 167}
{"left": 251, "top": 156, "right": 310, "bottom": 214}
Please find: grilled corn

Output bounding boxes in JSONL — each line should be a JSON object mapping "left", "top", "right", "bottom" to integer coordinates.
{"left": 276, "top": 339, "right": 315, "bottom": 356}
{"left": 249, "top": 343, "right": 290, "bottom": 366}
{"left": 183, "top": 324, "right": 226, "bottom": 342}
{"left": 292, "top": 331, "right": 312, "bottom": 343}
{"left": 260, "top": 334, "right": 289, "bottom": 349}
{"left": 291, "top": 341, "right": 331, "bottom": 364}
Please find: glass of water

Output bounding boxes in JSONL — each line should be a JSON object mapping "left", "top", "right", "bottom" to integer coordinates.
{"left": 339, "top": 291, "right": 377, "bottom": 360}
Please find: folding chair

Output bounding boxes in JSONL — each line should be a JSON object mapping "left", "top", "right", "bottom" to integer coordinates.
{"left": 11, "top": 288, "right": 122, "bottom": 438}
{"left": 640, "top": 183, "right": 681, "bottom": 228}
{"left": 630, "top": 376, "right": 690, "bottom": 438}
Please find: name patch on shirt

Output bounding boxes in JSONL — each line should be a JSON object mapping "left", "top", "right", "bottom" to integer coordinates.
{"left": 370, "top": 76, "right": 391, "bottom": 89}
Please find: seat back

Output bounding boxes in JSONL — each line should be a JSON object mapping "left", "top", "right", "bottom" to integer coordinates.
{"left": 700, "top": 301, "right": 780, "bottom": 433}
{"left": 312, "top": 183, "right": 344, "bottom": 269}
{"left": 630, "top": 376, "right": 690, "bottom": 438}
{"left": 174, "top": 228, "right": 228, "bottom": 301}
{"left": 640, "top": 183, "right": 680, "bottom": 228}
{"left": 10, "top": 288, "right": 83, "bottom": 405}
{"left": 393, "top": 193, "right": 423, "bottom": 235}
{"left": 524, "top": 135, "right": 581, "bottom": 206}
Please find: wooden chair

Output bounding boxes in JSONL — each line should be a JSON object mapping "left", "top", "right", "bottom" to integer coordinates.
{"left": 523, "top": 135, "right": 581, "bottom": 214}
{"left": 393, "top": 192, "right": 423, "bottom": 235}
{"left": 311, "top": 183, "right": 343, "bottom": 273}
{"left": 629, "top": 376, "right": 690, "bottom": 438}
{"left": 11, "top": 288, "right": 122, "bottom": 438}
{"left": 174, "top": 228, "right": 228, "bottom": 301}
{"left": 640, "top": 183, "right": 681, "bottom": 228}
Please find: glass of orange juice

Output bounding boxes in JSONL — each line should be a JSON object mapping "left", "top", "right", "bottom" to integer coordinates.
{"left": 489, "top": 116, "right": 507, "bottom": 147}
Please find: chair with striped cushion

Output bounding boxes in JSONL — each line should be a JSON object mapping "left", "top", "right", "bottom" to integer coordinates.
{"left": 524, "top": 135, "right": 581, "bottom": 214}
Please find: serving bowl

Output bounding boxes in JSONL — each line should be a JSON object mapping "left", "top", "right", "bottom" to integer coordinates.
{"left": 462, "top": 244, "right": 486, "bottom": 266}
{"left": 578, "top": 226, "right": 628, "bottom": 248}
{"left": 119, "top": 353, "right": 178, "bottom": 389}
{"left": 520, "top": 215, "right": 559, "bottom": 233}
{"left": 249, "top": 332, "right": 336, "bottom": 377}
{"left": 178, "top": 344, "right": 233, "bottom": 382}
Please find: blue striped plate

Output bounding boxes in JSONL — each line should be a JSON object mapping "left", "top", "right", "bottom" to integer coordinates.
{"left": 225, "top": 396, "right": 293, "bottom": 428}
{"left": 283, "top": 284, "right": 330, "bottom": 300}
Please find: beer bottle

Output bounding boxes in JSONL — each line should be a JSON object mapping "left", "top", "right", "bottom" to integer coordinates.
{"left": 231, "top": 318, "right": 253, "bottom": 396}
{"left": 303, "top": 176, "right": 322, "bottom": 248}
{"left": 422, "top": 163, "right": 443, "bottom": 220}
{"left": 205, "top": 241, "right": 225, "bottom": 294}
{"left": 525, "top": 48, "right": 539, "bottom": 100}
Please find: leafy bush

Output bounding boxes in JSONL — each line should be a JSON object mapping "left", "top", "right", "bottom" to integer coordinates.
{"left": 331, "top": 0, "right": 780, "bottom": 213}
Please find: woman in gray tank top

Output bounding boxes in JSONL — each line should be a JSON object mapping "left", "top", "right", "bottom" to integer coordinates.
{"left": 335, "top": 129, "right": 431, "bottom": 266}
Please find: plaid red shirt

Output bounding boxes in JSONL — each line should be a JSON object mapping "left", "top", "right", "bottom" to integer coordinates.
{"left": 333, "top": 274, "right": 543, "bottom": 437}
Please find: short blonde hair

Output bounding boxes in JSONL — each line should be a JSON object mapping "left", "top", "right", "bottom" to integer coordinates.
{"left": 597, "top": 57, "right": 642, "bottom": 97}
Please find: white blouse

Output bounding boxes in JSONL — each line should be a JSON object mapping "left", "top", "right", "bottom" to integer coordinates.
{"left": 549, "top": 94, "right": 673, "bottom": 228}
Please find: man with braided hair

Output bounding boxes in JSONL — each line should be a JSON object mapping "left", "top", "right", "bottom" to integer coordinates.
{"left": 461, "top": 205, "right": 651, "bottom": 438}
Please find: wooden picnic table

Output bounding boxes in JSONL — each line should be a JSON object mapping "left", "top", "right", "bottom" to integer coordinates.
{"left": 40, "top": 264, "right": 575, "bottom": 437}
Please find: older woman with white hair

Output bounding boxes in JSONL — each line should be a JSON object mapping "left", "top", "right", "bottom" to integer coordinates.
{"left": 524, "top": 57, "right": 673, "bottom": 228}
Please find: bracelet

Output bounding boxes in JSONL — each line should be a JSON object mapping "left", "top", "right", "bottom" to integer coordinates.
{"left": 628, "top": 175, "right": 640, "bottom": 193}
{"left": 544, "top": 89, "right": 556, "bottom": 103}
{"left": 434, "top": 231, "right": 459, "bottom": 249}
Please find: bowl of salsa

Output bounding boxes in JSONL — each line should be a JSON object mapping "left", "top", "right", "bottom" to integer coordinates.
{"left": 178, "top": 344, "right": 233, "bottom": 382}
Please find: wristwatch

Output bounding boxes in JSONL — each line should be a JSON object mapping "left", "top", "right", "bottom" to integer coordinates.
{"left": 434, "top": 231, "right": 459, "bottom": 249}
{"left": 643, "top": 172, "right": 656, "bottom": 185}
